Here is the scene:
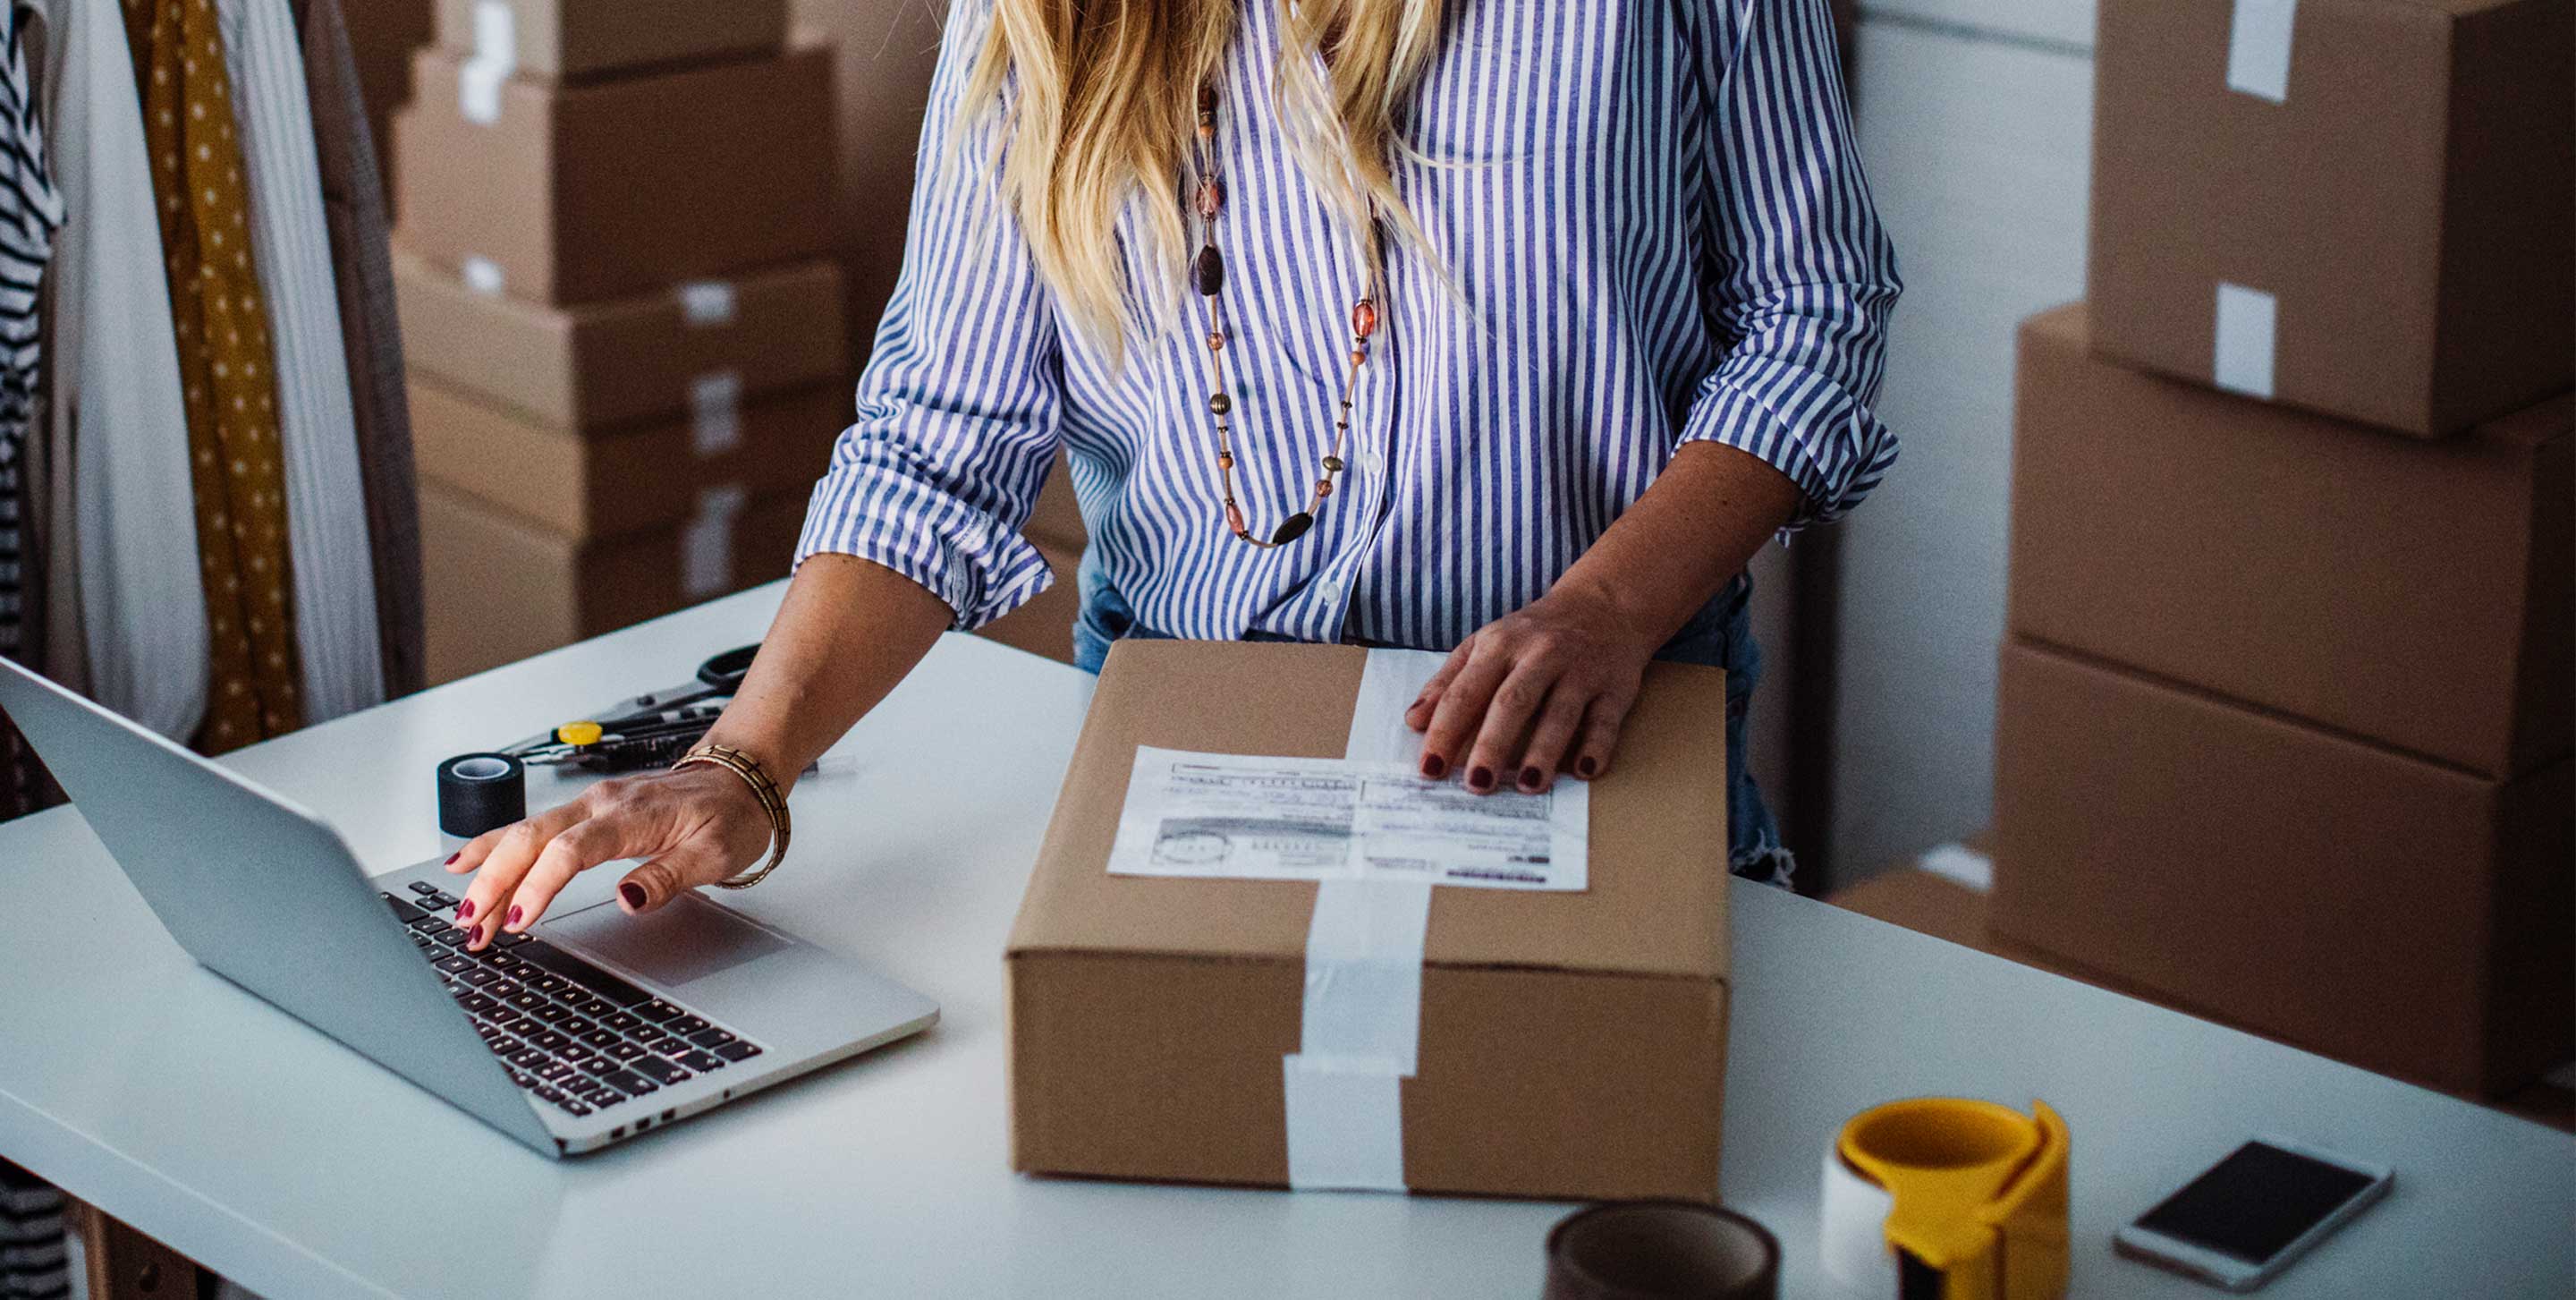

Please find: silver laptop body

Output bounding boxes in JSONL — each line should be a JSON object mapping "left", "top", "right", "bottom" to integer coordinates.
{"left": 0, "top": 658, "right": 937, "bottom": 1158}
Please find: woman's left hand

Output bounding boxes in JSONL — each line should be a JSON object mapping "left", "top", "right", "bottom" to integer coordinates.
{"left": 1404, "top": 582, "right": 1661, "bottom": 794}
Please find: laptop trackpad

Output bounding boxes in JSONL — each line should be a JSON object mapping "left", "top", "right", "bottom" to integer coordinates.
{"left": 540, "top": 895, "right": 790, "bottom": 988}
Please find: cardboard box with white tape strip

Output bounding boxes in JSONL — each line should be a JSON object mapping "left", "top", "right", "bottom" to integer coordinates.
{"left": 394, "top": 250, "right": 847, "bottom": 432}
{"left": 2088, "top": 0, "right": 2572, "bottom": 437}
{"left": 1005, "top": 641, "right": 1733, "bottom": 1202}
{"left": 436, "top": 0, "right": 788, "bottom": 81}
{"left": 2008, "top": 304, "right": 2572, "bottom": 779}
{"left": 392, "top": 43, "right": 835, "bottom": 304}
{"left": 420, "top": 480, "right": 806, "bottom": 684}
{"left": 409, "top": 377, "right": 846, "bottom": 540}
{"left": 1991, "top": 638, "right": 2572, "bottom": 1097}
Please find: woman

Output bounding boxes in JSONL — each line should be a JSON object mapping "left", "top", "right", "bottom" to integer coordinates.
{"left": 445, "top": 0, "right": 1897, "bottom": 943}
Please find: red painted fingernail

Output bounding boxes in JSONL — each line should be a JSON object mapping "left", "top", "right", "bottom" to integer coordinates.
{"left": 1419, "top": 754, "right": 1447, "bottom": 779}
{"left": 1519, "top": 766, "right": 1543, "bottom": 791}
{"left": 504, "top": 905, "right": 523, "bottom": 929}
{"left": 1468, "top": 766, "right": 1494, "bottom": 792}
{"left": 445, "top": 853, "right": 459, "bottom": 865}
{"left": 1578, "top": 756, "right": 1598, "bottom": 777}
{"left": 455, "top": 898, "right": 474, "bottom": 922}
{"left": 619, "top": 882, "right": 647, "bottom": 909}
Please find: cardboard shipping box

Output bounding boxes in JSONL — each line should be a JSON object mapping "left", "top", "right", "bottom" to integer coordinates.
{"left": 787, "top": 0, "right": 945, "bottom": 371}
{"left": 1007, "top": 641, "right": 1733, "bottom": 1201}
{"left": 1991, "top": 639, "right": 2572, "bottom": 1097}
{"left": 393, "top": 45, "right": 835, "bottom": 303}
{"left": 421, "top": 481, "right": 806, "bottom": 684}
{"left": 436, "top": 0, "right": 787, "bottom": 81}
{"left": 2008, "top": 305, "right": 2572, "bottom": 777}
{"left": 410, "top": 378, "right": 844, "bottom": 539}
{"left": 1026, "top": 453, "right": 1086, "bottom": 552}
{"left": 973, "top": 540, "right": 1080, "bottom": 666}
{"left": 394, "top": 249, "right": 847, "bottom": 431}
{"left": 2088, "top": 0, "right": 2573, "bottom": 437}
{"left": 1832, "top": 861, "right": 2576, "bottom": 1129}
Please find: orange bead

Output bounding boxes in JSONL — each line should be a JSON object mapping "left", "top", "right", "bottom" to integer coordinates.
{"left": 1350, "top": 349, "right": 1366, "bottom": 367}
{"left": 1206, "top": 331, "right": 1224, "bottom": 351}
{"left": 1314, "top": 479, "right": 1334, "bottom": 497}
{"left": 1224, "top": 502, "right": 1248, "bottom": 536}
{"left": 1351, "top": 299, "right": 1377, "bottom": 337}
{"left": 1196, "top": 178, "right": 1224, "bottom": 219}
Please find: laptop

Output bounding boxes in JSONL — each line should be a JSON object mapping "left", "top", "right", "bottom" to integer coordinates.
{"left": 0, "top": 658, "right": 938, "bottom": 1158}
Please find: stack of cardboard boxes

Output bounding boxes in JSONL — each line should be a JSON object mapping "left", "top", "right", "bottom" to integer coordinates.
{"left": 1993, "top": 0, "right": 2572, "bottom": 1098}
{"left": 391, "top": 0, "right": 850, "bottom": 682}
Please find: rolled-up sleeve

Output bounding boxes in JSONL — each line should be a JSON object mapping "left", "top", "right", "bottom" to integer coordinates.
{"left": 793, "top": 0, "right": 1064, "bottom": 630}
{"left": 1677, "top": 0, "right": 1902, "bottom": 530}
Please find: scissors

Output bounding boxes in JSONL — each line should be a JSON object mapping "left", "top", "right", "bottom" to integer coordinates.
{"left": 502, "top": 644, "right": 758, "bottom": 773}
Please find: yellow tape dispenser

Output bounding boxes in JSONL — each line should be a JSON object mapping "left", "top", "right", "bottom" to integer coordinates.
{"left": 1818, "top": 1098, "right": 2070, "bottom": 1300}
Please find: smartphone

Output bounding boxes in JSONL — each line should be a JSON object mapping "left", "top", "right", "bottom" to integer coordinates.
{"left": 2114, "top": 1135, "right": 2393, "bottom": 1292}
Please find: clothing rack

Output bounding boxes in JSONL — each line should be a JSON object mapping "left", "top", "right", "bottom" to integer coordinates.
{"left": 0, "top": 0, "right": 419, "bottom": 825}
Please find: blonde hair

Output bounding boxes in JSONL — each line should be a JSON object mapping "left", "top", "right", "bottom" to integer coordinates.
{"left": 946, "top": 0, "right": 1453, "bottom": 369}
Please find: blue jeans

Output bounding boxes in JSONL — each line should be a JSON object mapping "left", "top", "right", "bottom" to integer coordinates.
{"left": 1070, "top": 558, "right": 1795, "bottom": 888}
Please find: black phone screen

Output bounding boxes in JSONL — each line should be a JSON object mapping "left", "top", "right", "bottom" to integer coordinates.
{"left": 2135, "top": 1142, "right": 2378, "bottom": 1264}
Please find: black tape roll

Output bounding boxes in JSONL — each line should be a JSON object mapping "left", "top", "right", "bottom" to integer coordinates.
{"left": 437, "top": 752, "right": 527, "bottom": 841}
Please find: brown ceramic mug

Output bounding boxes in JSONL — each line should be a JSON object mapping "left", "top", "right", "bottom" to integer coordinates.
{"left": 1543, "top": 1201, "right": 1781, "bottom": 1300}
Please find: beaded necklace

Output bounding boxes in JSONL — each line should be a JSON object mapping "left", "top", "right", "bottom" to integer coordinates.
{"left": 1189, "top": 81, "right": 1381, "bottom": 548}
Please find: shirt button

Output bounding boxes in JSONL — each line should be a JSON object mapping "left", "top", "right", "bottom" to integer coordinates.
{"left": 1360, "top": 449, "right": 1385, "bottom": 476}
{"left": 1318, "top": 579, "right": 1344, "bottom": 604}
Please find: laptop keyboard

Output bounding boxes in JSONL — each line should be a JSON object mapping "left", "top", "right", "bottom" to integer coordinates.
{"left": 382, "top": 886, "right": 764, "bottom": 1120}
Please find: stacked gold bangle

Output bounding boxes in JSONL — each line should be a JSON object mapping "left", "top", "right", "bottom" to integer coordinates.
{"left": 672, "top": 743, "right": 791, "bottom": 889}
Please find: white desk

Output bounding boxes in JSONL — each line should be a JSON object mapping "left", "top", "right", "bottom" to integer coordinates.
{"left": 1, "top": 584, "right": 2567, "bottom": 1298}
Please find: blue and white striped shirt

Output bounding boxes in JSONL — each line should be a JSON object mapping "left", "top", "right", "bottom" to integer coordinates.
{"left": 796, "top": 0, "right": 1900, "bottom": 652}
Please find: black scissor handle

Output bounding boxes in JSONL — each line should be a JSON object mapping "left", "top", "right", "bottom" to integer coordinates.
{"left": 697, "top": 644, "right": 759, "bottom": 693}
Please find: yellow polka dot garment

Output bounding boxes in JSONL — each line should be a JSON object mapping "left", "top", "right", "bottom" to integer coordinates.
{"left": 123, "top": 0, "right": 303, "bottom": 751}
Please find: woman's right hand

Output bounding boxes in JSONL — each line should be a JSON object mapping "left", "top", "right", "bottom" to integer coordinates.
{"left": 443, "top": 763, "right": 776, "bottom": 949}
{"left": 432, "top": 551, "right": 959, "bottom": 948}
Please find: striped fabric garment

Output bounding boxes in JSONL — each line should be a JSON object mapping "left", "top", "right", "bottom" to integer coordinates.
{"left": 0, "top": 1160, "right": 68, "bottom": 1300}
{"left": 0, "top": 2, "right": 64, "bottom": 664}
{"left": 0, "top": 2, "right": 66, "bottom": 823}
{"left": 799, "top": 0, "right": 1899, "bottom": 651}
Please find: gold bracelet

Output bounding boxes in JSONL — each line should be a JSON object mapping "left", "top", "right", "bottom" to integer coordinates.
{"left": 672, "top": 743, "right": 792, "bottom": 888}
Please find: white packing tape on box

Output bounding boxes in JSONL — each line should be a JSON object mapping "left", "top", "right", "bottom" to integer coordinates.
{"left": 1277, "top": 647, "right": 1452, "bottom": 1193}
{"left": 2214, "top": 282, "right": 2278, "bottom": 399}
{"left": 462, "top": 256, "right": 506, "bottom": 296}
{"left": 690, "top": 371, "right": 745, "bottom": 458}
{"left": 677, "top": 280, "right": 740, "bottom": 327}
{"left": 2226, "top": 0, "right": 2297, "bottom": 103}
{"left": 1283, "top": 879, "right": 1432, "bottom": 1191}
{"left": 1919, "top": 842, "right": 1993, "bottom": 894}
{"left": 681, "top": 484, "right": 750, "bottom": 601}
{"left": 458, "top": 1, "right": 516, "bottom": 125}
